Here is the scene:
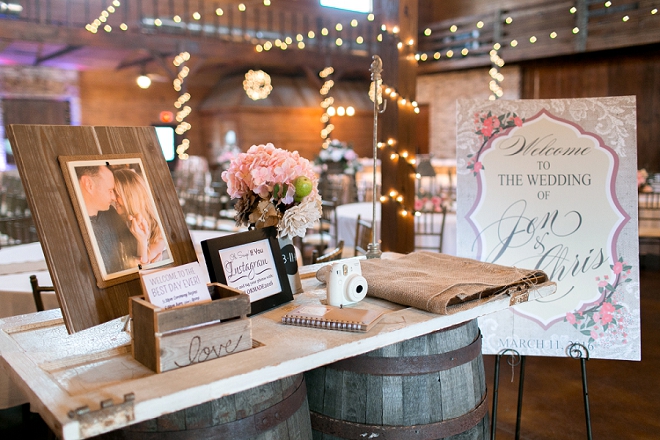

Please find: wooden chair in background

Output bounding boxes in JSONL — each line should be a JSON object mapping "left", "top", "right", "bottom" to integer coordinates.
{"left": 311, "top": 240, "right": 345, "bottom": 264}
{"left": 0, "top": 215, "right": 38, "bottom": 248}
{"left": 30, "top": 274, "right": 55, "bottom": 312}
{"left": 354, "top": 214, "right": 374, "bottom": 256}
{"left": 414, "top": 206, "right": 448, "bottom": 253}
{"left": 303, "top": 199, "right": 338, "bottom": 262}
{"left": 319, "top": 174, "right": 357, "bottom": 205}
{"left": 320, "top": 200, "right": 338, "bottom": 244}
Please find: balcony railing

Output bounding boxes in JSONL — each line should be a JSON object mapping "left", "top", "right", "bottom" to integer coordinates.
{"left": 1, "top": 0, "right": 381, "bottom": 58}
{"left": 417, "top": 0, "right": 660, "bottom": 73}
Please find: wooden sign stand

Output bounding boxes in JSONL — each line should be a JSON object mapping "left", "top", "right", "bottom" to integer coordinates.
{"left": 7, "top": 125, "right": 197, "bottom": 333}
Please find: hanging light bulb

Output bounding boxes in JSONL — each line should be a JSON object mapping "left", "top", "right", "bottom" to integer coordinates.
{"left": 136, "top": 73, "right": 151, "bottom": 89}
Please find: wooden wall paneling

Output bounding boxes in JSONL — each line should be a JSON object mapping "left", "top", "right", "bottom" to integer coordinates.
{"left": 7, "top": 125, "right": 196, "bottom": 333}
{"left": 608, "top": 50, "right": 660, "bottom": 172}
{"left": 521, "top": 58, "right": 609, "bottom": 100}
{"left": 237, "top": 108, "right": 322, "bottom": 159}
{"left": 202, "top": 107, "right": 374, "bottom": 163}
{"left": 2, "top": 99, "right": 70, "bottom": 125}
{"left": 416, "top": 104, "right": 430, "bottom": 155}
{"left": 521, "top": 46, "right": 660, "bottom": 171}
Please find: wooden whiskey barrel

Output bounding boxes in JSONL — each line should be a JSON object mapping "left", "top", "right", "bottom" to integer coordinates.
{"left": 104, "top": 373, "right": 312, "bottom": 439}
{"left": 304, "top": 319, "right": 488, "bottom": 440}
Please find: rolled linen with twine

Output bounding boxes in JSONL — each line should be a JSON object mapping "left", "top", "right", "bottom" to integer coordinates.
{"left": 317, "top": 252, "right": 554, "bottom": 315}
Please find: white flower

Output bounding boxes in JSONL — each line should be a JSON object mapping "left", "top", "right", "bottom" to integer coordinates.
{"left": 330, "top": 148, "right": 345, "bottom": 162}
{"left": 278, "top": 194, "right": 322, "bottom": 238}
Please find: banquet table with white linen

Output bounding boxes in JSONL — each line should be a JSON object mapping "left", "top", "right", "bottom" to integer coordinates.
{"left": 335, "top": 202, "right": 457, "bottom": 256}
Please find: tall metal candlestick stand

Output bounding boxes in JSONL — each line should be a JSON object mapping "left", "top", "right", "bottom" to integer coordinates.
{"left": 366, "top": 55, "right": 386, "bottom": 259}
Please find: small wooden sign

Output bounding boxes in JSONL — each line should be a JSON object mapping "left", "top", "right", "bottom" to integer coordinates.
{"left": 140, "top": 262, "right": 211, "bottom": 309}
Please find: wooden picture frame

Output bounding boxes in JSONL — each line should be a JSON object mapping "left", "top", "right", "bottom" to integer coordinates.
{"left": 201, "top": 226, "right": 294, "bottom": 316}
{"left": 59, "top": 154, "right": 174, "bottom": 288}
{"left": 7, "top": 125, "right": 197, "bottom": 333}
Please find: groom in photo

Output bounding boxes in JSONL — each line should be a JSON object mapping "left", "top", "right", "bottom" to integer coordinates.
{"left": 76, "top": 165, "right": 133, "bottom": 275}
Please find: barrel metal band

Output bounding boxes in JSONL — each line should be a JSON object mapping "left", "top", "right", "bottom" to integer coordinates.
{"left": 310, "top": 391, "right": 488, "bottom": 440}
{"left": 120, "top": 375, "right": 306, "bottom": 439}
{"left": 329, "top": 332, "right": 482, "bottom": 376}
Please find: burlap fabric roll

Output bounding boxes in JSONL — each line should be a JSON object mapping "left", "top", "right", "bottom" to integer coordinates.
{"left": 317, "top": 252, "right": 554, "bottom": 315}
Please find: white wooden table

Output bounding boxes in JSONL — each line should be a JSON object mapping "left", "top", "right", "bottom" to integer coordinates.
{"left": 0, "top": 263, "right": 555, "bottom": 439}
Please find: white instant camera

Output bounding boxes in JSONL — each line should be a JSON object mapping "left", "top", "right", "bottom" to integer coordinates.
{"left": 326, "top": 258, "right": 368, "bottom": 307}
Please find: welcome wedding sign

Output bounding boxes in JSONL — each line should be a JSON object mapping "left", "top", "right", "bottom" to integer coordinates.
{"left": 456, "top": 97, "right": 640, "bottom": 360}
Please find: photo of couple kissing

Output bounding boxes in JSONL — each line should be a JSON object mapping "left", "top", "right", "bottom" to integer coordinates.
{"left": 75, "top": 161, "right": 171, "bottom": 277}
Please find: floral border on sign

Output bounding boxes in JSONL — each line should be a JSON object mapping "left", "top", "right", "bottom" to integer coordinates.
{"left": 467, "top": 111, "right": 524, "bottom": 176}
{"left": 565, "top": 257, "right": 632, "bottom": 346}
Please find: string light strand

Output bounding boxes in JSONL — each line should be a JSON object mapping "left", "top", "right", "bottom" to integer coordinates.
{"left": 173, "top": 51, "right": 192, "bottom": 160}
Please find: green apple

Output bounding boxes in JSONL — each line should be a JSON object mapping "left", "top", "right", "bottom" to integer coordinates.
{"left": 293, "top": 176, "right": 313, "bottom": 202}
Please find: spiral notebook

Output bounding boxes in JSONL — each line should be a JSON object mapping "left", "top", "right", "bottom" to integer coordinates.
{"left": 281, "top": 305, "right": 384, "bottom": 332}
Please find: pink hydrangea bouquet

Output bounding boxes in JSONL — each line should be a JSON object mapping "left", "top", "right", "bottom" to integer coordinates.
{"left": 221, "top": 143, "right": 322, "bottom": 238}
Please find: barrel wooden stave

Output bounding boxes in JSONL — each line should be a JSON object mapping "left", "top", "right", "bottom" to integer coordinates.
{"left": 102, "top": 373, "right": 312, "bottom": 440}
{"left": 305, "top": 319, "right": 488, "bottom": 440}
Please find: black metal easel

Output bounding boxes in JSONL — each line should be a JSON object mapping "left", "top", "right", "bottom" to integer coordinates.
{"left": 565, "top": 342, "right": 593, "bottom": 440}
{"left": 490, "top": 344, "right": 592, "bottom": 440}
{"left": 490, "top": 349, "right": 524, "bottom": 440}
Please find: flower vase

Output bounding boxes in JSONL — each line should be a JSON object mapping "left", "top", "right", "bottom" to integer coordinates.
{"left": 324, "top": 162, "right": 345, "bottom": 175}
{"left": 278, "top": 236, "right": 303, "bottom": 294}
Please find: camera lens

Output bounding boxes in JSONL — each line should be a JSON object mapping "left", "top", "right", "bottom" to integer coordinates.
{"left": 345, "top": 275, "right": 368, "bottom": 302}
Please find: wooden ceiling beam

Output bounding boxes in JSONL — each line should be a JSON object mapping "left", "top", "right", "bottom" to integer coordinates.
{"left": 33, "top": 45, "right": 82, "bottom": 65}
{"left": 302, "top": 65, "right": 322, "bottom": 89}
{"left": 149, "top": 52, "right": 178, "bottom": 81}
{"left": 115, "top": 55, "right": 157, "bottom": 71}
{"left": 0, "top": 19, "right": 372, "bottom": 77}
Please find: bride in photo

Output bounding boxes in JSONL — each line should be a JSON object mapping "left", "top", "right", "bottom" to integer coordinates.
{"left": 113, "top": 168, "right": 168, "bottom": 266}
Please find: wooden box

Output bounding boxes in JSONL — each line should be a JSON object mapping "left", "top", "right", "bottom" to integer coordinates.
{"left": 130, "top": 283, "right": 252, "bottom": 373}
